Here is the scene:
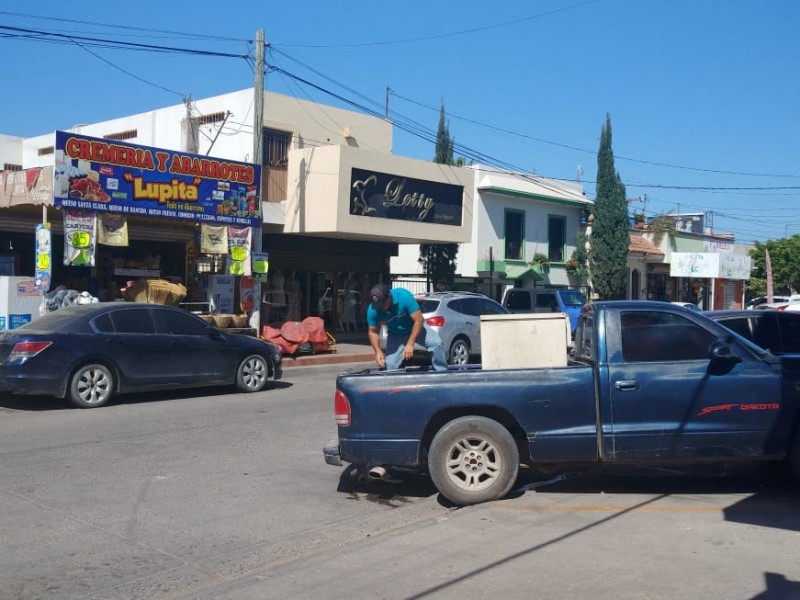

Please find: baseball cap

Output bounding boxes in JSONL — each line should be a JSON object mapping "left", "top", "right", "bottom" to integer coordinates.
{"left": 369, "top": 283, "right": 391, "bottom": 309}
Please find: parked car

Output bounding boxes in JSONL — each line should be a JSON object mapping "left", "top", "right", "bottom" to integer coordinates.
{"left": 670, "top": 301, "right": 702, "bottom": 312}
{"left": 502, "top": 287, "right": 585, "bottom": 333}
{"left": 0, "top": 303, "right": 282, "bottom": 408}
{"left": 746, "top": 295, "right": 790, "bottom": 310}
{"left": 380, "top": 291, "right": 509, "bottom": 366}
{"left": 706, "top": 309, "right": 800, "bottom": 354}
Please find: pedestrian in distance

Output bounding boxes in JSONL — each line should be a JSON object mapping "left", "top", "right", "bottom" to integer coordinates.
{"left": 366, "top": 283, "right": 448, "bottom": 372}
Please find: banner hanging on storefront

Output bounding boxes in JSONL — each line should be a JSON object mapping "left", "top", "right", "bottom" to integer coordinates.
{"left": 63, "top": 209, "right": 97, "bottom": 267}
{"left": 227, "top": 226, "right": 252, "bottom": 276}
{"left": 97, "top": 214, "right": 129, "bottom": 247}
{"left": 34, "top": 223, "right": 52, "bottom": 293}
{"left": 54, "top": 131, "right": 261, "bottom": 226}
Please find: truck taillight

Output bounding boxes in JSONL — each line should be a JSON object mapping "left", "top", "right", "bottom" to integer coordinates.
{"left": 426, "top": 316, "right": 445, "bottom": 327}
{"left": 8, "top": 341, "right": 52, "bottom": 361}
{"left": 334, "top": 389, "right": 351, "bottom": 427}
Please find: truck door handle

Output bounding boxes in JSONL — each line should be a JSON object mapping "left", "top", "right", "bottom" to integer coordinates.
{"left": 614, "top": 380, "right": 640, "bottom": 391}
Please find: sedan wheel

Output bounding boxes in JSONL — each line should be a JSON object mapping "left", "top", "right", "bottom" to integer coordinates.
{"left": 448, "top": 338, "right": 470, "bottom": 366}
{"left": 236, "top": 354, "right": 269, "bottom": 392}
{"left": 69, "top": 363, "right": 114, "bottom": 408}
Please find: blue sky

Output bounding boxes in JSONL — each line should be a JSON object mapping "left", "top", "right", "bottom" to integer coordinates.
{"left": 2, "top": 0, "right": 798, "bottom": 244}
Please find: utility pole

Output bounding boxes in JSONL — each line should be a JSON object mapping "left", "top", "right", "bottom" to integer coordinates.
{"left": 250, "top": 29, "right": 265, "bottom": 331}
{"left": 385, "top": 87, "right": 391, "bottom": 119}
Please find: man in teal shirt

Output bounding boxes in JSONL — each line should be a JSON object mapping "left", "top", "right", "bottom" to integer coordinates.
{"left": 366, "top": 283, "right": 448, "bottom": 371}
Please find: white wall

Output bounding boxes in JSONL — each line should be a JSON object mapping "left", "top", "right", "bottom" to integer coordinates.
{"left": 13, "top": 88, "right": 392, "bottom": 169}
{"left": 0, "top": 134, "right": 23, "bottom": 167}
{"left": 286, "top": 145, "right": 473, "bottom": 244}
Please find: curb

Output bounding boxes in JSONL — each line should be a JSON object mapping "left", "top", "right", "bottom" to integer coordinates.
{"left": 281, "top": 352, "right": 374, "bottom": 369}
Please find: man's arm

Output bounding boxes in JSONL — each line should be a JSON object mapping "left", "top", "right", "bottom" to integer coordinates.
{"left": 403, "top": 309, "right": 424, "bottom": 361}
{"left": 368, "top": 325, "right": 386, "bottom": 368}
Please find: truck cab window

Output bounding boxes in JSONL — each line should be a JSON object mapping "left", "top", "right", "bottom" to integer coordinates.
{"left": 621, "top": 311, "right": 715, "bottom": 362}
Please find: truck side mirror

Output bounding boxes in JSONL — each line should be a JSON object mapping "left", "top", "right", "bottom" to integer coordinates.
{"left": 708, "top": 340, "right": 740, "bottom": 362}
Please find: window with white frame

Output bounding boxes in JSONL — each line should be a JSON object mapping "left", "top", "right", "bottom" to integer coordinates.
{"left": 505, "top": 210, "right": 524, "bottom": 260}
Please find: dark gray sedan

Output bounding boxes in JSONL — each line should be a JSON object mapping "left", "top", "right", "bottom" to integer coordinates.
{"left": 0, "top": 303, "right": 282, "bottom": 408}
{"left": 706, "top": 309, "right": 800, "bottom": 355}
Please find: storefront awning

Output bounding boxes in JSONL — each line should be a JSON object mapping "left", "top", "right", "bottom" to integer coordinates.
{"left": 503, "top": 264, "right": 544, "bottom": 281}
{"left": 0, "top": 167, "right": 53, "bottom": 208}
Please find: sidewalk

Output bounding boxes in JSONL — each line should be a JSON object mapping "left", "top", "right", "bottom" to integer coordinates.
{"left": 279, "top": 331, "right": 375, "bottom": 369}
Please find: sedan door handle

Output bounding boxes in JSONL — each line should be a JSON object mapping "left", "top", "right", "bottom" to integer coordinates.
{"left": 614, "top": 380, "right": 640, "bottom": 391}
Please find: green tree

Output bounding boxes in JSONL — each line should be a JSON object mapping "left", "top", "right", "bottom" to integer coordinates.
{"left": 748, "top": 236, "right": 800, "bottom": 298}
{"left": 419, "top": 102, "right": 459, "bottom": 291}
{"left": 589, "top": 114, "right": 629, "bottom": 300}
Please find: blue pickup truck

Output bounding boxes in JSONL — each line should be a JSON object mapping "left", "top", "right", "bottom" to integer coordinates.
{"left": 324, "top": 301, "right": 800, "bottom": 505}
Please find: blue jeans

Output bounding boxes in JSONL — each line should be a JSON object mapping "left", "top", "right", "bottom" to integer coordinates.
{"left": 385, "top": 324, "right": 448, "bottom": 372}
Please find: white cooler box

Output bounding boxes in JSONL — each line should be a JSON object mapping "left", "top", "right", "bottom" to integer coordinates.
{"left": 480, "top": 313, "right": 570, "bottom": 370}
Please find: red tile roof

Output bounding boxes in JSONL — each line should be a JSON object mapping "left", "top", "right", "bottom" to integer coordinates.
{"left": 629, "top": 232, "right": 664, "bottom": 255}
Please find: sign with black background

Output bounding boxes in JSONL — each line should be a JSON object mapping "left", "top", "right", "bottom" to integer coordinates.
{"left": 349, "top": 168, "right": 462, "bottom": 226}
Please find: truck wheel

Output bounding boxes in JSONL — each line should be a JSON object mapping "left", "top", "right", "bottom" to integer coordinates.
{"left": 448, "top": 337, "right": 470, "bottom": 366}
{"left": 69, "top": 363, "right": 114, "bottom": 408}
{"left": 428, "top": 416, "right": 519, "bottom": 506}
{"left": 236, "top": 354, "right": 269, "bottom": 392}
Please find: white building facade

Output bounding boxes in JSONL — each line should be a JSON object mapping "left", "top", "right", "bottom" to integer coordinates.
{"left": 391, "top": 165, "right": 592, "bottom": 301}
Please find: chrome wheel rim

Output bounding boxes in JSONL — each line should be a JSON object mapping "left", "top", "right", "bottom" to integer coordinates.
{"left": 241, "top": 357, "right": 267, "bottom": 390}
{"left": 76, "top": 367, "right": 111, "bottom": 406}
{"left": 450, "top": 341, "right": 469, "bottom": 365}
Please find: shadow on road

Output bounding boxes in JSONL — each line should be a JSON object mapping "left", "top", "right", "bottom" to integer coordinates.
{"left": 336, "top": 464, "right": 439, "bottom": 506}
{"left": 0, "top": 380, "right": 292, "bottom": 411}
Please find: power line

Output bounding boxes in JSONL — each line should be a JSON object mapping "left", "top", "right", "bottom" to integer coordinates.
{"left": 0, "top": 10, "right": 249, "bottom": 42}
{"left": 271, "top": 0, "right": 599, "bottom": 48}
{"left": 390, "top": 91, "right": 800, "bottom": 180}
{"left": 0, "top": 25, "right": 250, "bottom": 58}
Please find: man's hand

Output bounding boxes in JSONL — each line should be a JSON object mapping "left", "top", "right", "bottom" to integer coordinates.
{"left": 402, "top": 343, "right": 415, "bottom": 361}
{"left": 375, "top": 349, "right": 386, "bottom": 368}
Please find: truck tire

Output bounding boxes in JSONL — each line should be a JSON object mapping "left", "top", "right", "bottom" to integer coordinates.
{"left": 428, "top": 416, "right": 519, "bottom": 506}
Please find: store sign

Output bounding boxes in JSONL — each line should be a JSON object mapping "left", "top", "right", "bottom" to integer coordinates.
{"left": 670, "top": 252, "right": 751, "bottom": 280}
{"left": 0, "top": 167, "right": 53, "bottom": 208}
{"left": 54, "top": 131, "right": 261, "bottom": 226}
{"left": 349, "top": 168, "right": 462, "bottom": 226}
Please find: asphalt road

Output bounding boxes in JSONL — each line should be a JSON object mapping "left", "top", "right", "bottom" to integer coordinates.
{"left": 1, "top": 363, "right": 799, "bottom": 600}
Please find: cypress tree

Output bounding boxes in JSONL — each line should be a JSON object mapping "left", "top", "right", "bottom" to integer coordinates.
{"left": 589, "top": 114, "right": 630, "bottom": 300}
{"left": 420, "top": 102, "right": 459, "bottom": 291}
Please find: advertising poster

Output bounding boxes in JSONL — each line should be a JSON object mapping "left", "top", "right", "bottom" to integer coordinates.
{"left": 54, "top": 131, "right": 261, "bottom": 227}
{"left": 97, "top": 214, "right": 129, "bottom": 247}
{"left": 200, "top": 224, "right": 228, "bottom": 254}
{"left": 251, "top": 251, "right": 269, "bottom": 282}
{"left": 34, "top": 223, "right": 52, "bottom": 293}
{"left": 227, "top": 226, "right": 252, "bottom": 276}
{"left": 63, "top": 209, "right": 97, "bottom": 267}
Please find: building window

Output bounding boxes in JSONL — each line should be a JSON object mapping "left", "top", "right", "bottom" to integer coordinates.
{"left": 3, "top": 163, "right": 22, "bottom": 171}
{"left": 548, "top": 215, "right": 565, "bottom": 262}
{"left": 197, "top": 111, "right": 227, "bottom": 126}
{"left": 104, "top": 129, "right": 138, "bottom": 141}
{"left": 504, "top": 210, "right": 524, "bottom": 260}
{"left": 37, "top": 146, "right": 54, "bottom": 156}
{"left": 263, "top": 129, "right": 291, "bottom": 166}
{"left": 262, "top": 128, "right": 291, "bottom": 203}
